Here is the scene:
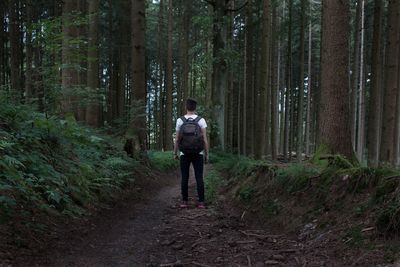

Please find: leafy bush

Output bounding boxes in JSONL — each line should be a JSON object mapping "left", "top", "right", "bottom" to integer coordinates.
{"left": 0, "top": 101, "right": 137, "bottom": 223}
{"left": 148, "top": 151, "right": 179, "bottom": 171}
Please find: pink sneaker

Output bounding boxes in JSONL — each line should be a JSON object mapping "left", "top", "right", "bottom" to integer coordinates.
{"left": 180, "top": 201, "right": 188, "bottom": 208}
{"left": 197, "top": 202, "right": 206, "bottom": 209}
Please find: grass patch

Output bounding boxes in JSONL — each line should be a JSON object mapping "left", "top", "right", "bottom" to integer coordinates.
{"left": 274, "top": 163, "right": 320, "bottom": 193}
{"left": 148, "top": 151, "right": 179, "bottom": 172}
{"left": 204, "top": 170, "right": 226, "bottom": 203}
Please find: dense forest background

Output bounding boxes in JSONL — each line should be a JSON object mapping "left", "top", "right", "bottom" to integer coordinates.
{"left": 0, "top": 0, "right": 399, "bottom": 166}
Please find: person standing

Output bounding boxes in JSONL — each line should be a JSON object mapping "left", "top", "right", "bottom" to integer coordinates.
{"left": 174, "top": 98, "right": 209, "bottom": 208}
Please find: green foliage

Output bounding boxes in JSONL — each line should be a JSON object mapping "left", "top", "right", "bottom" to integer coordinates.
{"left": 0, "top": 101, "right": 137, "bottom": 223}
{"left": 274, "top": 164, "right": 320, "bottom": 193}
{"left": 238, "top": 185, "right": 255, "bottom": 203}
{"left": 204, "top": 170, "right": 226, "bottom": 203}
{"left": 211, "top": 151, "right": 265, "bottom": 179}
{"left": 376, "top": 194, "right": 400, "bottom": 235}
{"left": 148, "top": 151, "right": 179, "bottom": 172}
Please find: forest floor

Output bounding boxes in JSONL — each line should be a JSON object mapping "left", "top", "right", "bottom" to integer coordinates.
{"left": 3, "top": 166, "right": 399, "bottom": 267}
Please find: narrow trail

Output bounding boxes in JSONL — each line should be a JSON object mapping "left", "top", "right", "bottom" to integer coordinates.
{"left": 11, "top": 167, "right": 392, "bottom": 267}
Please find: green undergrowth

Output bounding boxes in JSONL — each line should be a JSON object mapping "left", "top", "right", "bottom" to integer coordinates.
{"left": 204, "top": 169, "right": 226, "bottom": 203}
{"left": 211, "top": 152, "right": 400, "bottom": 239}
{"left": 148, "top": 151, "right": 179, "bottom": 172}
{"left": 0, "top": 102, "right": 140, "bottom": 225}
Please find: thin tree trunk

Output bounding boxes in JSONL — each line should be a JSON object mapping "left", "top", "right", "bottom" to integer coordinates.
{"left": 85, "top": 0, "right": 101, "bottom": 127}
{"left": 367, "top": 0, "right": 383, "bottom": 166}
{"left": 25, "top": 0, "right": 33, "bottom": 100}
{"left": 158, "top": 0, "right": 165, "bottom": 150}
{"left": 131, "top": 0, "right": 147, "bottom": 150}
{"left": 351, "top": 1, "right": 361, "bottom": 151}
{"left": 0, "top": 1, "right": 4, "bottom": 87}
{"left": 255, "top": 0, "right": 270, "bottom": 159}
{"left": 165, "top": 0, "right": 174, "bottom": 150}
{"left": 380, "top": 0, "right": 400, "bottom": 165}
{"left": 356, "top": 0, "right": 366, "bottom": 161}
{"left": 283, "top": 0, "right": 292, "bottom": 161}
{"left": 297, "top": 0, "right": 306, "bottom": 162}
{"left": 211, "top": 0, "right": 227, "bottom": 149}
{"left": 318, "top": 0, "right": 354, "bottom": 159}
{"left": 244, "top": 0, "right": 254, "bottom": 156}
{"left": 10, "top": 0, "right": 21, "bottom": 99}
{"left": 271, "top": 3, "right": 279, "bottom": 160}
{"left": 305, "top": 0, "right": 312, "bottom": 156}
{"left": 61, "top": 0, "right": 79, "bottom": 115}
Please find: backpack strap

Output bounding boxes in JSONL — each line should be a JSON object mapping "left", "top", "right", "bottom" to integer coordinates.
{"left": 180, "top": 116, "right": 187, "bottom": 123}
{"left": 194, "top": 116, "right": 202, "bottom": 123}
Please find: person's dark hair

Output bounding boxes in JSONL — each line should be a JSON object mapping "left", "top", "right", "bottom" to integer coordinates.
{"left": 186, "top": 98, "right": 197, "bottom": 111}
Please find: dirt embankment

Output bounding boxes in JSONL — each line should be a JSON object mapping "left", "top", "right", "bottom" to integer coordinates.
{"left": 2, "top": 166, "right": 399, "bottom": 267}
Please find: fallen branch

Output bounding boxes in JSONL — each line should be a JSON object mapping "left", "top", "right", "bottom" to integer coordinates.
{"left": 247, "top": 255, "right": 252, "bottom": 267}
{"left": 239, "top": 230, "right": 280, "bottom": 239}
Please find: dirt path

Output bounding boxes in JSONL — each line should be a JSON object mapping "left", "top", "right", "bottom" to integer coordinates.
{"left": 9, "top": 168, "right": 395, "bottom": 267}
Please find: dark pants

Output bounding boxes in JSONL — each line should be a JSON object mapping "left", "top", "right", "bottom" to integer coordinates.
{"left": 180, "top": 153, "right": 204, "bottom": 202}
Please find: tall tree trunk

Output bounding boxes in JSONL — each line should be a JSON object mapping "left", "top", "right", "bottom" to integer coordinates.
{"left": 318, "top": 0, "right": 354, "bottom": 159}
{"left": 255, "top": 0, "right": 270, "bottom": 159}
{"left": 379, "top": 0, "right": 400, "bottom": 165}
{"left": 85, "top": 0, "right": 101, "bottom": 127}
{"left": 9, "top": 0, "right": 21, "bottom": 99}
{"left": 296, "top": 0, "right": 306, "bottom": 162}
{"left": 158, "top": 0, "right": 165, "bottom": 150}
{"left": 76, "top": 0, "right": 87, "bottom": 121}
{"left": 0, "top": 1, "right": 4, "bottom": 87}
{"left": 25, "top": 0, "right": 33, "bottom": 100}
{"left": 356, "top": 0, "right": 366, "bottom": 161}
{"left": 271, "top": 3, "right": 279, "bottom": 160}
{"left": 350, "top": 1, "right": 361, "bottom": 151}
{"left": 211, "top": 0, "right": 228, "bottom": 149}
{"left": 367, "top": 0, "right": 383, "bottom": 166}
{"left": 165, "top": 0, "right": 173, "bottom": 150}
{"left": 283, "top": 0, "right": 292, "bottom": 161}
{"left": 305, "top": 0, "right": 312, "bottom": 156}
{"left": 244, "top": 0, "right": 254, "bottom": 156}
{"left": 61, "top": 0, "right": 79, "bottom": 115}
{"left": 131, "top": 0, "right": 147, "bottom": 150}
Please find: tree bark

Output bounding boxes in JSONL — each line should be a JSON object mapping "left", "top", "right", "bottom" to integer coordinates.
{"left": 350, "top": 1, "right": 361, "bottom": 151}
{"left": 356, "top": 0, "right": 366, "bottom": 161}
{"left": 296, "top": 0, "right": 306, "bottom": 162}
{"left": 318, "top": 0, "right": 354, "bottom": 159}
{"left": 271, "top": 3, "right": 279, "bottom": 160}
{"left": 283, "top": 0, "right": 292, "bottom": 161}
{"left": 131, "top": 0, "right": 147, "bottom": 150}
{"left": 255, "top": 0, "right": 270, "bottom": 159}
{"left": 25, "top": 0, "right": 33, "bottom": 100}
{"left": 211, "top": 0, "right": 228, "bottom": 150}
{"left": 244, "top": 0, "right": 254, "bottom": 156}
{"left": 379, "top": 0, "right": 400, "bottom": 165}
{"left": 85, "top": 0, "right": 101, "bottom": 127}
{"left": 158, "top": 0, "right": 165, "bottom": 150}
{"left": 61, "top": 0, "right": 79, "bottom": 115}
{"left": 367, "top": 0, "right": 383, "bottom": 166}
{"left": 304, "top": 0, "right": 312, "bottom": 156}
{"left": 165, "top": 0, "right": 174, "bottom": 150}
{"left": 9, "top": 0, "right": 21, "bottom": 99}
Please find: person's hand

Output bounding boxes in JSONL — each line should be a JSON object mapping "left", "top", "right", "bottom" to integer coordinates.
{"left": 204, "top": 154, "right": 209, "bottom": 164}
